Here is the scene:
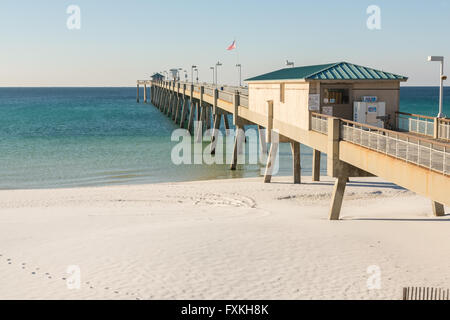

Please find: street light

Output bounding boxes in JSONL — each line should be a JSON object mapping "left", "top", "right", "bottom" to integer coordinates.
{"left": 183, "top": 70, "right": 188, "bottom": 82}
{"left": 191, "top": 65, "right": 197, "bottom": 83}
{"left": 286, "top": 60, "right": 295, "bottom": 68}
{"left": 428, "top": 56, "right": 447, "bottom": 118}
{"left": 236, "top": 64, "right": 242, "bottom": 87}
{"left": 194, "top": 68, "right": 199, "bottom": 84}
{"left": 215, "top": 61, "right": 222, "bottom": 86}
{"left": 210, "top": 67, "right": 215, "bottom": 85}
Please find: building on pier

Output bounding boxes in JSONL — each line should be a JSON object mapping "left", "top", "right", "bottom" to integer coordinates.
{"left": 151, "top": 73, "right": 165, "bottom": 81}
{"left": 245, "top": 61, "right": 408, "bottom": 130}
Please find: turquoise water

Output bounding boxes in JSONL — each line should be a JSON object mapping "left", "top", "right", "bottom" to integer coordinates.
{"left": 0, "top": 87, "right": 448, "bottom": 189}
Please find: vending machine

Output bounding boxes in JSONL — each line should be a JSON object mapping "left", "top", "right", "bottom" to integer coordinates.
{"left": 353, "top": 101, "right": 386, "bottom": 128}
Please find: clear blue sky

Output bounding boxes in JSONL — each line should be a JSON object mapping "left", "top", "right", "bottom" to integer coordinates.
{"left": 0, "top": 0, "right": 449, "bottom": 86}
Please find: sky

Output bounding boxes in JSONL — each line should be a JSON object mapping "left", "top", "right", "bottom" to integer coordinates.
{"left": 0, "top": 0, "right": 449, "bottom": 87}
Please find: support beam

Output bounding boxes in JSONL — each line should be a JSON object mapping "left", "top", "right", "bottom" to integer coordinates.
{"left": 210, "top": 114, "right": 222, "bottom": 155}
{"left": 291, "top": 141, "right": 301, "bottom": 184}
{"left": 174, "top": 94, "right": 180, "bottom": 122}
{"left": 312, "top": 149, "right": 321, "bottom": 182}
{"left": 187, "top": 100, "right": 195, "bottom": 135}
{"left": 258, "top": 126, "right": 268, "bottom": 156}
{"left": 264, "top": 140, "right": 279, "bottom": 183}
{"left": 432, "top": 201, "right": 446, "bottom": 217}
{"left": 223, "top": 113, "right": 230, "bottom": 134}
{"left": 195, "top": 105, "right": 205, "bottom": 142}
{"left": 329, "top": 175, "right": 348, "bottom": 221}
{"left": 230, "top": 126, "right": 244, "bottom": 170}
{"left": 180, "top": 99, "right": 187, "bottom": 128}
{"left": 136, "top": 84, "right": 140, "bottom": 103}
{"left": 143, "top": 84, "right": 147, "bottom": 103}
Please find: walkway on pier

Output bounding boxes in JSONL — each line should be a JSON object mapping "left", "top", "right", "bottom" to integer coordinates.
{"left": 137, "top": 80, "right": 449, "bottom": 220}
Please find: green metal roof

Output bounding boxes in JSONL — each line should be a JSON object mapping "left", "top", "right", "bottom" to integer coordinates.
{"left": 245, "top": 62, "right": 408, "bottom": 82}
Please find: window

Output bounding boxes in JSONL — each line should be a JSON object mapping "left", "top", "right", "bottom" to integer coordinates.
{"left": 323, "top": 88, "right": 350, "bottom": 105}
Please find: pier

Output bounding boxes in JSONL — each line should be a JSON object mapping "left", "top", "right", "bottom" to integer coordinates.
{"left": 136, "top": 76, "right": 450, "bottom": 220}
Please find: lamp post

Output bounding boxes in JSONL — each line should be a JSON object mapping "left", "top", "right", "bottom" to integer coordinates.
{"left": 215, "top": 61, "right": 222, "bottom": 86}
{"left": 236, "top": 64, "right": 242, "bottom": 87}
{"left": 191, "top": 65, "right": 197, "bottom": 84}
{"left": 194, "top": 68, "right": 199, "bottom": 84}
{"left": 183, "top": 70, "right": 188, "bottom": 82}
{"left": 428, "top": 56, "right": 447, "bottom": 118}
{"left": 210, "top": 67, "right": 215, "bottom": 85}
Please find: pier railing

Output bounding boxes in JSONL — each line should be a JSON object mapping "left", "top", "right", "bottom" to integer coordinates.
{"left": 438, "top": 118, "right": 450, "bottom": 140}
{"left": 311, "top": 112, "right": 329, "bottom": 134}
{"left": 341, "top": 119, "right": 449, "bottom": 175}
{"left": 396, "top": 111, "right": 435, "bottom": 137}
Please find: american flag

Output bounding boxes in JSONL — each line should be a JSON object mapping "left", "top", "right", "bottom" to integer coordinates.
{"left": 227, "top": 40, "right": 236, "bottom": 51}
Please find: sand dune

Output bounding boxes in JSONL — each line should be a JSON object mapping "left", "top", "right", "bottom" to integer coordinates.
{"left": 0, "top": 176, "right": 448, "bottom": 300}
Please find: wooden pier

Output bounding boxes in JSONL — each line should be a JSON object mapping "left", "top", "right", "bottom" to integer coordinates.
{"left": 136, "top": 79, "right": 450, "bottom": 220}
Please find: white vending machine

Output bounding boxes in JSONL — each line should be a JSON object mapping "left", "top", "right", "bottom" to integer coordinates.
{"left": 353, "top": 102, "right": 386, "bottom": 128}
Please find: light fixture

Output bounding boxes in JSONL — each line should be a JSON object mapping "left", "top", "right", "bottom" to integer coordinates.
{"left": 428, "top": 56, "right": 446, "bottom": 118}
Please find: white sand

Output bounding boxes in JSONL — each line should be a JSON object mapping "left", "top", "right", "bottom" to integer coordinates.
{"left": 0, "top": 176, "right": 449, "bottom": 300}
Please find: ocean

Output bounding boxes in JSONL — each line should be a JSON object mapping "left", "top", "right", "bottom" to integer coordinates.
{"left": 0, "top": 87, "right": 448, "bottom": 190}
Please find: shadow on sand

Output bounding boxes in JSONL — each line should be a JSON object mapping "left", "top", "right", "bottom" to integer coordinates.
{"left": 271, "top": 179, "right": 406, "bottom": 190}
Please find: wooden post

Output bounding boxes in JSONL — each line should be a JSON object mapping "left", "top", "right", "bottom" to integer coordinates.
{"left": 213, "top": 89, "right": 218, "bottom": 115}
{"left": 143, "top": 84, "right": 147, "bottom": 103}
{"left": 156, "top": 83, "right": 162, "bottom": 108}
{"left": 196, "top": 105, "right": 205, "bottom": 143}
{"left": 329, "top": 175, "right": 348, "bottom": 220}
{"left": 258, "top": 126, "right": 268, "bottom": 156}
{"left": 164, "top": 82, "right": 170, "bottom": 112}
{"left": 266, "top": 101, "right": 274, "bottom": 143}
{"left": 433, "top": 118, "right": 439, "bottom": 140}
{"left": 432, "top": 201, "right": 445, "bottom": 217}
{"left": 206, "top": 106, "right": 211, "bottom": 130}
{"left": 187, "top": 85, "right": 195, "bottom": 134}
{"left": 264, "top": 139, "right": 279, "bottom": 183}
{"left": 233, "top": 90, "right": 240, "bottom": 125}
{"left": 174, "top": 83, "right": 181, "bottom": 122}
{"left": 179, "top": 84, "right": 187, "bottom": 128}
{"left": 223, "top": 113, "right": 230, "bottom": 134}
{"left": 150, "top": 84, "right": 153, "bottom": 104}
{"left": 312, "top": 149, "right": 321, "bottom": 182}
{"left": 230, "top": 125, "right": 244, "bottom": 170}
{"left": 210, "top": 113, "right": 222, "bottom": 155}
{"left": 291, "top": 141, "right": 301, "bottom": 184}
{"left": 164, "top": 83, "right": 170, "bottom": 114}
{"left": 136, "top": 84, "right": 140, "bottom": 103}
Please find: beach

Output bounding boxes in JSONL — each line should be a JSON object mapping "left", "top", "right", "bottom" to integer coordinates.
{"left": 0, "top": 176, "right": 448, "bottom": 300}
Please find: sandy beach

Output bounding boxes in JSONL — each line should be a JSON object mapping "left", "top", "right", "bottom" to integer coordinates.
{"left": 0, "top": 176, "right": 449, "bottom": 300}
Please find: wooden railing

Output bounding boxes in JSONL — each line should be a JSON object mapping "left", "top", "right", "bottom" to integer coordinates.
{"left": 152, "top": 80, "right": 249, "bottom": 107}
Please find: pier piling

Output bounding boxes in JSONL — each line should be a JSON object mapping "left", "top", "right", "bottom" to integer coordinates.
{"left": 312, "top": 150, "right": 321, "bottom": 181}
{"left": 136, "top": 84, "right": 140, "bottom": 103}
{"left": 291, "top": 141, "right": 301, "bottom": 184}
